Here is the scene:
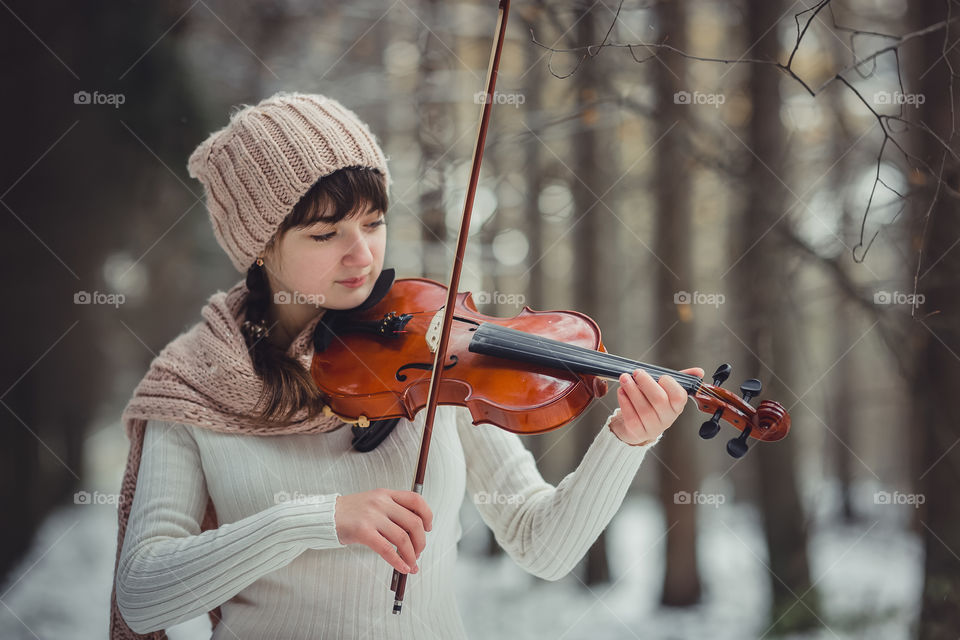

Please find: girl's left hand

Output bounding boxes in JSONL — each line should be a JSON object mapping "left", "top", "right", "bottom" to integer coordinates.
{"left": 610, "top": 367, "right": 705, "bottom": 446}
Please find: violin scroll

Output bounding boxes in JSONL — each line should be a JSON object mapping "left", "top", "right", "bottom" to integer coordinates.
{"left": 692, "top": 363, "right": 791, "bottom": 458}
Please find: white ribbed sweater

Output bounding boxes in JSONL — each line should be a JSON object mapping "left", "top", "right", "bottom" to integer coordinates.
{"left": 115, "top": 404, "right": 659, "bottom": 639}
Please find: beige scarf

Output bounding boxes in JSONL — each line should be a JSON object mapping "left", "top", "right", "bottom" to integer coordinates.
{"left": 109, "top": 278, "right": 346, "bottom": 639}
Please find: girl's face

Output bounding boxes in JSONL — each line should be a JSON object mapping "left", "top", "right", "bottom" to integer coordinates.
{"left": 264, "top": 202, "right": 387, "bottom": 312}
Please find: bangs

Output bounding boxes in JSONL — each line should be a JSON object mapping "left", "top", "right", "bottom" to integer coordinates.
{"left": 282, "top": 167, "right": 388, "bottom": 232}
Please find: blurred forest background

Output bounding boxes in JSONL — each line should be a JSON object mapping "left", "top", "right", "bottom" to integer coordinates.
{"left": 1, "top": 0, "right": 958, "bottom": 638}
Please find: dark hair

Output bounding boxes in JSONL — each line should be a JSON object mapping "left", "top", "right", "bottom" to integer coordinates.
{"left": 242, "top": 166, "right": 388, "bottom": 424}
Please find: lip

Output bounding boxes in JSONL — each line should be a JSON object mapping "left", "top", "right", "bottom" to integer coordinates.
{"left": 336, "top": 275, "right": 368, "bottom": 288}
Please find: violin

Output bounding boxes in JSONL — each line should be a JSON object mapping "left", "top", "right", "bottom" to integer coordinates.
{"left": 310, "top": 277, "right": 791, "bottom": 459}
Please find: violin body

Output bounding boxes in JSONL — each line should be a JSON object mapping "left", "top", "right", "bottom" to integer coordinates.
{"left": 311, "top": 278, "right": 610, "bottom": 435}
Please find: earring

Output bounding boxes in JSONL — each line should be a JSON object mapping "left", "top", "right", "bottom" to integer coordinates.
{"left": 256, "top": 256, "right": 264, "bottom": 267}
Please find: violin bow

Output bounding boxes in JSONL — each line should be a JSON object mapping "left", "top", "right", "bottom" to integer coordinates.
{"left": 390, "top": 0, "right": 512, "bottom": 615}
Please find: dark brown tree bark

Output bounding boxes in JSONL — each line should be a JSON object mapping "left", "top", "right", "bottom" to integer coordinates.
{"left": 651, "top": 0, "right": 703, "bottom": 607}
{"left": 910, "top": 4, "right": 960, "bottom": 637}
{"left": 570, "top": 4, "right": 616, "bottom": 586}
{"left": 729, "top": 0, "right": 821, "bottom": 631}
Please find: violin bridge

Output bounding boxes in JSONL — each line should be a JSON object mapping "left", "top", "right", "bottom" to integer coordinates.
{"left": 426, "top": 307, "right": 445, "bottom": 353}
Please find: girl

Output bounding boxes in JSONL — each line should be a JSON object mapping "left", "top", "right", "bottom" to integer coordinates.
{"left": 110, "top": 92, "right": 703, "bottom": 639}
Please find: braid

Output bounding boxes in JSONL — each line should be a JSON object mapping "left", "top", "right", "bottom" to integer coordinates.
{"left": 242, "top": 260, "right": 328, "bottom": 425}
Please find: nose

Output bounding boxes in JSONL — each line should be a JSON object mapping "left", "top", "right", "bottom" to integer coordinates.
{"left": 342, "top": 227, "right": 374, "bottom": 268}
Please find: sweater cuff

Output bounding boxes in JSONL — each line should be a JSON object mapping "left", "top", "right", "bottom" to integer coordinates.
{"left": 600, "top": 408, "right": 663, "bottom": 450}
{"left": 273, "top": 492, "right": 345, "bottom": 551}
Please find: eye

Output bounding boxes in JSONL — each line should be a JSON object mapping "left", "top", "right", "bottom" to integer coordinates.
{"left": 310, "top": 231, "right": 336, "bottom": 243}
{"left": 368, "top": 218, "right": 386, "bottom": 230}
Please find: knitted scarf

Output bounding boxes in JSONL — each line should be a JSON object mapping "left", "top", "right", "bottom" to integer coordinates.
{"left": 109, "top": 269, "right": 395, "bottom": 639}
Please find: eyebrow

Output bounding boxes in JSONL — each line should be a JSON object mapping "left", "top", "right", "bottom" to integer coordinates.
{"left": 313, "top": 205, "right": 381, "bottom": 224}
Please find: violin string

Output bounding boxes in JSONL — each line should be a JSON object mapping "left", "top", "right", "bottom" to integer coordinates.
{"left": 405, "top": 311, "right": 729, "bottom": 404}
{"left": 474, "top": 326, "right": 730, "bottom": 402}
{"left": 478, "top": 324, "right": 704, "bottom": 386}
{"left": 477, "top": 335, "right": 736, "bottom": 405}
{"left": 487, "top": 328, "right": 744, "bottom": 406}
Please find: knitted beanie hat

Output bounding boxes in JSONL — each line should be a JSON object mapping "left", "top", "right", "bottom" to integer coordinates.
{"left": 187, "top": 92, "right": 391, "bottom": 272}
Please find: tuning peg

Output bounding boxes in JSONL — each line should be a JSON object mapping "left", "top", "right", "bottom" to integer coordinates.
{"left": 711, "top": 363, "right": 732, "bottom": 386}
{"left": 726, "top": 426, "right": 752, "bottom": 458}
{"left": 699, "top": 409, "right": 723, "bottom": 439}
{"left": 739, "top": 378, "right": 762, "bottom": 403}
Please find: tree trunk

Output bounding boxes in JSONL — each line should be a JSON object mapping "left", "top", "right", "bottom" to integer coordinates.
{"left": 911, "top": 5, "right": 960, "bottom": 637}
{"left": 730, "top": 0, "right": 821, "bottom": 631}
{"left": 652, "top": 0, "right": 702, "bottom": 607}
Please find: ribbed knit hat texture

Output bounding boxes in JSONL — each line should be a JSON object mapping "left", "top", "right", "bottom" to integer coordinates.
{"left": 187, "top": 92, "right": 391, "bottom": 272}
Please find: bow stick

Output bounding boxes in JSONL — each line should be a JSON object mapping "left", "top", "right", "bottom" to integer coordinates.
{"left": 390, "top": 0, "right": 512, "bottom": 615}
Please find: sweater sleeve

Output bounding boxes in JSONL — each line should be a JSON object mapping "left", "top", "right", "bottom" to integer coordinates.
{"left": 115, "top": 420, "right": 345, "bottom": 634}
{"left": 456, "top": 406, "right": 661, "bottom": 582}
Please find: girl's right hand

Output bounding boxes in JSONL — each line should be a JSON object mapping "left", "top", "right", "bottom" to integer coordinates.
{"left": 334, "top": 489, "right": 433, "bottom": 574}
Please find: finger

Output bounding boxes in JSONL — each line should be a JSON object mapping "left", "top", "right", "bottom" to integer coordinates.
{"left": 379, "top": 521, "right": 418, "bottom": 572}
{"left": 617, "top": 386, "right": 642, "bottom": 426}
{"left": 391, "top": 491, "right": 433, "bottom": 532}
{"left": 372, "top": 532, "right": 412, "bottom": 574}
{"left": 632, "top": 369, "right": 673, "bottom": 425}
{"left": 388, "top": 503, "right": 426, "bottom": 558}
{"left": 680, "top": 367, "right": 705, "bottom": 378}
{"left": 619, "top": 372, "right": 659, "bottom": 431}
{"left": 659, "top": 374, "right": 688, "bottom": 414}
